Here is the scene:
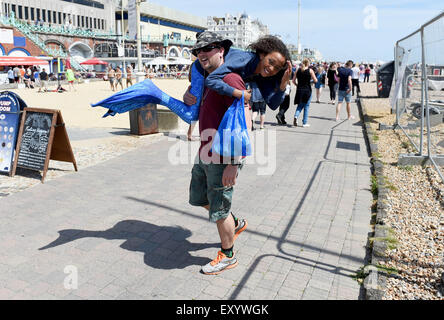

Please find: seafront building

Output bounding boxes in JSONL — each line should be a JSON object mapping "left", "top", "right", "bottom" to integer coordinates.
{"left": 0, "top": 0, "right": 206, "bottom": 75}
{"left": 288, "top": 44, "right": 323, "bottom": 62}
{"left": 206, "top": 13, "right": 269, "bottom": 49}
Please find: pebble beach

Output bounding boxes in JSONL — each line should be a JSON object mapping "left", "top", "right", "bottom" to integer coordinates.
{"left": 359, "top": 81, "right": 444, "bottom": 300}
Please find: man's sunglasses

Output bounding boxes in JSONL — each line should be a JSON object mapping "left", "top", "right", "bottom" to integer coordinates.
{"left": 194, "top": 45, "right": 220, "bottom": 55}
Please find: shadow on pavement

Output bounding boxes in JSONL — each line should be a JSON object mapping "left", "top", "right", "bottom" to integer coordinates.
{"left": 39, "top": 219, "right": 217, "bottom": 270}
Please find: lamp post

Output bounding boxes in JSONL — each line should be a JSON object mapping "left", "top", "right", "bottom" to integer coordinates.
{"left": 297, "top": 0, "right": 301, "bottom": 55}
{"left": 121, "top": 0, "right": 126, "bottom": 74}
{"left": 135, "top": 0, "right": 145, "bottom": 82}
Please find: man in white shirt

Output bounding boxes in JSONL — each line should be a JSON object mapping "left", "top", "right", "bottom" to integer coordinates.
{"left": 351, "top": 63, "right": 361, "bottom": 97}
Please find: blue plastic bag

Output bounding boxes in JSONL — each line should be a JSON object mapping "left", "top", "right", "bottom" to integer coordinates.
{"left": 91, "top": 62, "right": 204, "bottom": 124}
{"left": 212, "top": 92, "right": 252, "bottom": 157}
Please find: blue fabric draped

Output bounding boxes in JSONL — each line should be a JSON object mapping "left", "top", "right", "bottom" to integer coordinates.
{"left": 91, "top": 63, "right": 204, "bottom": 124}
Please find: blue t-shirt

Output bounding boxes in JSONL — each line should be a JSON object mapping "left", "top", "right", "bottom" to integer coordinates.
{"left": 337, "top": 67, "right": 353, "bottom": 91}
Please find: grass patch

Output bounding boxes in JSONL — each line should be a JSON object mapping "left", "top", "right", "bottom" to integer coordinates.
{"left": 369, "top": 227, "right": 399, "bottom": 251}
{"left": 372, "top": 151, "right": 381, "bottom": 159}
{"left": 372, "top": 135, "right": 380, "bottom": 143}
{"left": 373, "top": 264, "right": 399, "bottom": 275}
{"left": 398, "top": 165, "right": 413, "bottom": 172}
{"left": 381, "top": 176, "right": 398, "bottom": 192}
{"left": 352, "top": 264, "right": 399, "bottom": 284}
{"left": 401, "top": 141, "right": 411, "bottom": 149}
{"left": 370, "top": 175, "right": 378, "bottom": 196}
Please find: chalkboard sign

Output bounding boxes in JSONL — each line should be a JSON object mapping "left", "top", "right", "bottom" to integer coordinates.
{"left": 12, "top": 107, "right": 77, "bottom": 183}
{"left": 16, "top": 111, "right": 53, "bottom": 171}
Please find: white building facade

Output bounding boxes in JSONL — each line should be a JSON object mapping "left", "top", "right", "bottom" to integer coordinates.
{"left": 207, "top": 13, "right": 269, "bottom": 49}
{"left": 0, "top": 0, "right": 115, "bottom": 32}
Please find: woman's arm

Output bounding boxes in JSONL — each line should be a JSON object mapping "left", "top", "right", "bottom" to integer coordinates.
{"left": 205, "top": 50, "right": 256, "bottom": 99}
{"left": 310, "top": 69, "right": 318, "bottom": 83}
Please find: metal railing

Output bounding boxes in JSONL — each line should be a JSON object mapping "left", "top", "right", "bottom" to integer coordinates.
{"left": 393, "top": 11, "right": 444, "bottom": 183}
{"left": 0, "top": 13, "right": 88, "bottom": 72}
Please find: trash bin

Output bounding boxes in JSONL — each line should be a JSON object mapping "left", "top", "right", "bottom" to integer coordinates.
{"left": 376, "top": 60, "right": 395, "bottom": 98}
{"left": 129, "top": 103, "right": 158, "bottom": 135}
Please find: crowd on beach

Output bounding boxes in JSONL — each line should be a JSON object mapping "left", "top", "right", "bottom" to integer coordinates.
{"left": 2, "top": 64, "right": 83, "bottom": 92}
{"left": 103, "top": 64, "right": 191, "bottom": 91}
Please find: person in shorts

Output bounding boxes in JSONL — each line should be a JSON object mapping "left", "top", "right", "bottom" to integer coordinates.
{"left": 183, "top": 31, "right": 250, "bottom": 275}
{"left": 115, "top": 66, "right": 123, "bottom": 91}
{"left": 249, "top": 81, "right": 266, "bottom": 130}
{"left": 107, "top": 66, "right": 116, "bottom": 91}
{"left": 38, "top": 68, "right": 48, "bottom": 92}
{"left": 336, "top": 60, "right": 354, "bottom": 121}
{"left": 126, "top": 66, "right": 133, "bottom": 88}
{"left": 65, "top": 67, "right": 76, "bottom": 91}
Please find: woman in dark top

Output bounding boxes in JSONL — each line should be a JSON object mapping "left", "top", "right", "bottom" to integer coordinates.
{"left": 327, "top": 62, "right": 339, "bottom": 104}
{"left": 292, "top": 59, "right": 317, "bottom": 127}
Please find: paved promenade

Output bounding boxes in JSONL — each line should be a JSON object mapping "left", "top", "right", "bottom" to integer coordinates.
{"left": 0, "top": 90, "right": 373, "bottom": 300}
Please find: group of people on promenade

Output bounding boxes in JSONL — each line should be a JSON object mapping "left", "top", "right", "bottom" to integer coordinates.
{"left": 229, "top": 59, "right": 374, "bottom": 131}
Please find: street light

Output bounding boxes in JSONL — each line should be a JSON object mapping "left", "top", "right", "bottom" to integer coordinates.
{"left": 136, "top": 0, "right": 146, "bottom": 82}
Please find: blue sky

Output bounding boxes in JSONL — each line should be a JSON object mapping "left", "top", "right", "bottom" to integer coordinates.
{"left": 149, "top": 0, "right": 443, "bottom": 63}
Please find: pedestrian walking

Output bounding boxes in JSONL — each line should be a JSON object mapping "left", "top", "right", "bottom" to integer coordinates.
{"left": 292, "top": 58, "right": 317, "bottom": 127}
{"left": 183, "top": 31, "right": 249, "bottom": 275}
{"left": 336, "top": 60, "right": 354, "bottom": 121}
{"left": 19, "top": 66, "right": 25, "bottom": 83}
{"left": 364, "top": 65, "right": 371, "bottom": 82}
{"left": 249, "top": 81, "right": 266, "bottom": 130}
{"left": 275, "top": 79, "right": 291, "bottom": 125}
{"left": 107, "top": 66, "right": 116, "bottom": 91}
{"left": 7, "top": 67, "right": 14, "bottom": 84}
{"left": 33, "top": 67, "right": 40, "bottom": 88}
{"left": 13, "top": 66, "right": 20, "bottom": 83}
{"left": 326, "top": 62, "right": 339, "bottom": 105}
{"left": 314, "top": 66, "right": 326, "bottom": 103}
{"left": 351, "top": 63, "right": 361, "bottom": 97}
{"left": 38, "top": 68, "right": 48, "bottom": 93}
{"left": 126, "top": 66, "right": 133, "bottom": 88}
{"left": 65, "top": 67, "right": 76, "bottom": 91}
{"left": 115, "top": 66, "right": 124, "bottom": 91}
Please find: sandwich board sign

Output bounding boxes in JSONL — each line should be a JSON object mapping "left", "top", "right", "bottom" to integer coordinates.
{"left": 11, "top": 108, "right": 77, "bottom": 183}
{"left": 0, "top": 91, "right": 26, "bottom": 174}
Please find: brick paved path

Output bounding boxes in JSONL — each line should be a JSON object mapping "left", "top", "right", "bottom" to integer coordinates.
{"left": 0, "top": 90, "right": 372, "bottom": 300}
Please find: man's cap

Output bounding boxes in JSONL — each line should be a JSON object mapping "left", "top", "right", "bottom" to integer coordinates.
{"left": 191, "top": 31, "right": 233, "bottom": 56}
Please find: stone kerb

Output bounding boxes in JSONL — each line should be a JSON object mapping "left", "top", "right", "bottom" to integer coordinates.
{"left": 357, "top": 97, "right": 391, "bottom": 300}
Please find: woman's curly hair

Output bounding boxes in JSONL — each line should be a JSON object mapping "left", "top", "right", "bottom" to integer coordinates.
{"left": 248, "top": 35, "right": 292, "bottom": 63}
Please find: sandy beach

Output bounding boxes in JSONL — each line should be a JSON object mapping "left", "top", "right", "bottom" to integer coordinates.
{"left": 7, "top": 78, "right": 191, "bottom": 129}
{"left": 0, "top": 78, "right": 192, "bottom": 195}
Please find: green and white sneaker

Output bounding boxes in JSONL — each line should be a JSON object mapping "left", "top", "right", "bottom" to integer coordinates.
{"left": 233, "top": 218, "right": 247, "bottom": 241}
{"left": 201, "top": 251, "right": 238, "bottom": 275}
